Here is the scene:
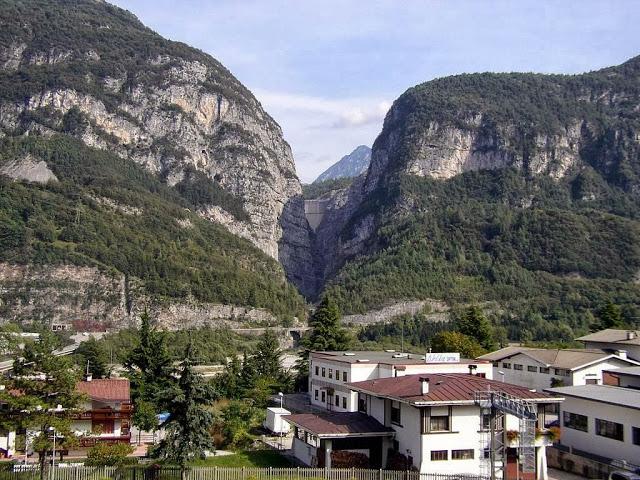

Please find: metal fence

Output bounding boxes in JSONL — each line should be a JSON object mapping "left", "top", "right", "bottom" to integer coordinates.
{"left": 0, "top": 466, "right": 489, "bottom": 480}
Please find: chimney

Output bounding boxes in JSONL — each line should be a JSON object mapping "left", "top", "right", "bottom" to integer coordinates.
{"left": 468, "top": 364, "right": 478, "bottom": 375}
{"left": 85, "top": 374, "right": 92, "bottom": 382}
{"left": 616, "top": 350, "right": 628, "bottom": 360}
{"left": 627, "top": 331, "right": 636, "bottom": 340}
{"left": 420, "top": 377, "right": 429, "bottom": 395}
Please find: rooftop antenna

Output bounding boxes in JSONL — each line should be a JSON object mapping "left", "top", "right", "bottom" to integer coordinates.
{"left": 401, "top": 320, "right": 404, "bottom": 354}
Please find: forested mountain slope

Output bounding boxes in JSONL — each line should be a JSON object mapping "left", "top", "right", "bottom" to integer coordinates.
{"left": 0, "top": 0, "right": 310, "bottom": 328}
{"left": 319, "top": 56, "right": 640, "bottom": 341}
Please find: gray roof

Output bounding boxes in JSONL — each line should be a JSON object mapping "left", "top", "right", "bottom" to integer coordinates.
{"left": 576, "top": 329, "right": 640, "bottom": 346}
{"left": 546, "top": 385, "right": 640, "bottom": 410}
{"left": 312, "top": 350, "right": 487, "bottom": 366}
{"left": 478, "top": 347, "right": 638, "bottom": 370}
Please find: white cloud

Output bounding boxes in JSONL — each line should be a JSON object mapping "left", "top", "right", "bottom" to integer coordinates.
{"left": 253, "top": 90, "right": 391, "bottom": 182}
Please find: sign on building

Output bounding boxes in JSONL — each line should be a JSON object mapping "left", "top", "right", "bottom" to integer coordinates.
{"left": 425, "top": 352, "right": 460, "bottom": 363}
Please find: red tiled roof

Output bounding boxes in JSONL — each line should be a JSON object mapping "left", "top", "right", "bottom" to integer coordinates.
{"left": 284, "top": 412, "right": 394, "bottom": 437}
{"left": 76, "top": 378, "right": 130, "bottom": 402}
{"left": 348, "top": 373, "right": 558, "bottom": 405}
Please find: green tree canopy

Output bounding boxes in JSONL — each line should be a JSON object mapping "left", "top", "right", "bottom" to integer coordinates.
{"left": 595, "top": 301, "right": 625, "bottom": 330}
{"left": 1, "top": 333, "right": 83, "bottom": 479}
{"left": 456, "top": 306, "right": 496, "bottom": 350}
{"left": 154, "top": 343, "right": 215, "bottom": 476}
{"left": 430, "top": 331, "right": 486, "bottom": 359}
{"left": 75, "top": 337, "right": 110, "bottom": 379}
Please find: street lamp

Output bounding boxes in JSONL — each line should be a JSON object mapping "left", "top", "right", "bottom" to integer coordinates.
{"left": 278, "top": 392, "right": 284, "bottom": 451}
{"left": 498, "top": 371, "right": 505, "bottom": 382}
{"left": 48, "top": 427, "right": 56, "bottom": 480}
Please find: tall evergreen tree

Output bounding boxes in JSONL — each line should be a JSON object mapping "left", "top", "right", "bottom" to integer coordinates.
{"left": 124, "top": 311, "right": 174, "bottom": 430}
{"left": 596, "top": 301, "right": 625, "bottom": 330}
{"left": 296, "top": 297, "right": 351, "bottom": 390}
{"left": 154, "top": 343, "right": 215, "bottom": 478}
{"left": 75, "top": 337, "right": 110, "bottom": 378}
{"left": 1, "top": 333, "right": 83, "bottom": 479}
{"left": 456, "top": 306, "right": 496, "bottom": 350}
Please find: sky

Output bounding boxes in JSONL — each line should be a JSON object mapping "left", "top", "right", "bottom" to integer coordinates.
{"left": 111, "top": 1, "right": 640, "bottom": 183}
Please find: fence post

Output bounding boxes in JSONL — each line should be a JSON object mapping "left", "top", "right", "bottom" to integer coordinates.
{"left": 242, "top": 467, "right": 245, "bottom": 480}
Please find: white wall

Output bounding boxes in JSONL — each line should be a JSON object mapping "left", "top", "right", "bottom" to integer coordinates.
{"left": 0, "top": 430, "right": 16, "bottom": 457}
{"left": 420, "top": 405, "right": 481, "bottom": 474}
{"left": 493, "top": 354, "right": 635, "bottom": 391}
{"left": 292, "top": 437, "right": 316, "bottom": 466}
{"left": 558, "top": 395, "right": 640, "bottom": 463}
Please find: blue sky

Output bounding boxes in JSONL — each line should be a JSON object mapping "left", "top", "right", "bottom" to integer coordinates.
{"left": 112, "top": 1, "right": 640, "bottom": 182}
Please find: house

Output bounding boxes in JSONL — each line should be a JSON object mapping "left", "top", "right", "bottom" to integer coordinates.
{"left": 576, "top": 329, "right": 640, "bottom": 362}
{"left": 72, "top": 377, "right": 132, "bottom": 446}
{"left": 287, "top": 373, "right": 562, "bottom": 480}
{"left": 309, "top": 350, "right": 493, "bottom": 412}
{"left": 546, "top": 385, "right": 640, "bottom": 468}
{"left": 477, "top": 347, "right": 639, "bottom": 391}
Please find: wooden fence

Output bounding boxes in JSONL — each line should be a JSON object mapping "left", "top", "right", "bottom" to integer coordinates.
{"left": 0, "top": 466, "right": 489, "bottom": 480}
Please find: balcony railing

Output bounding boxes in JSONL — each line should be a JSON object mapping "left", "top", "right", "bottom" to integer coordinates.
{"left": 70, "top": 409, "right": 132, "bottom": 420}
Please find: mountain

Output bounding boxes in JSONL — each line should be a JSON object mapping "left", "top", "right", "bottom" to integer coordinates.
{"left": 314, "top": 145, "right": 371, "bottom": 183}
{"left": 0, "top": 0, "right": 312, "bottom": 329}
{"left": 315, "top": 56, "right": 640, "bottom": 341}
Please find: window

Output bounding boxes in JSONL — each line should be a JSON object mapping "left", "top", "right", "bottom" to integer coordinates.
{"left": 343, "top": 371, "right": 348, "bottom": 382}
{"left": 358, "top": 393, "right": 367, "bottom": 413}
{"left": 633, "top": 427, "right": 640, "bottom": 446}
{"left": 502, "top": 362, "right": 511, "bottom": 369}
{"left": 481, "top": 413, "right": 491, "bottom": 431}
{"left": 321, "top": 391, "right": 326, "bottom": 403}
{"left": 563, "top": 412, "right": 588, "bottom": 432}
{"left": 342, "top": 396, "right": 347, "bottom": 409}
{"left": 452, "top": 449, "right": 474, "bottom": 460}
{"left": 322, "top": 367, "right": 326, "bottom": 377}
{"left": 430, "top": 415, "right": 450, "bottom": 432}
{"left": 314, "top": 365, "right": 319, "bottom": 376}
{"left": 430, "top": 450, "right": 448, "bottom": 461}
{"left": 539, "top": 367, "right": 550, "bottom": 374}
{"left": 391, "top": 400, "right": 401, "bottom": 425}
{"left": 527, "top": 366, "right": 537, "bottom": 372}
{"left": 554, "top": 368, "right": 570, "bottom": 377}
{"left": 328, "top": 368, "right": 333, "bottom": 379}
{"left": 596, "top": 418, "right": 624, "bottom": 441}
{"left": 314, "top": 389, "right": 318, "bottom": 400}
{"left": 335, "top": 395, "right": 340, "bottom": 406}
{"left": 492, "top": 361, "right": 499, "bottom": 367}
{"left": 514, "top": 364, "right": 523, "bottom": 371}
{"left": 586, "top": 378, "right": 599, "bottom": 385}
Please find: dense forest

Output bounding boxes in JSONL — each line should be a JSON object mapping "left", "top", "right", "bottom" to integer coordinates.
{"left": 0, "top": 135, "right": 305, "bottom": 320}
{"left": 323, "top": 56, "right": 640, "bottom": 341}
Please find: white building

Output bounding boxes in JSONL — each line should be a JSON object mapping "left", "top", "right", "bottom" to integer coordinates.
{"left": 0, "top": 428, "right": 16, "bottom": 458}
{"left": 576, "top": 329, "right": 640, "bottom": 362}
{"left": 546, "top": 385, "right": 640, "bottom": 466}
{"left": 309, "top": 350, "right": 493, "bottom": 412}
{"left": 477, "top": 347, "right": 639, "bottom": 391}
{"left": 287, "top": 373, "right": 562, "bottom": 480}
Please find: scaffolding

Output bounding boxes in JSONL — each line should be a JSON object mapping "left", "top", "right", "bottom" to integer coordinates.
{"left": 474, "top": 389, "right": 537, "bottom": 480}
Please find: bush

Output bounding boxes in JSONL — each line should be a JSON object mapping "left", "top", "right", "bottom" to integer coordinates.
{"left": 85, "top": 442, "right": 135, "bottom": 466}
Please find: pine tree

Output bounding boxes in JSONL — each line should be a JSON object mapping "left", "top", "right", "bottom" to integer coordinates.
{"left": 596, "top": 301, "right": 625, "bottom": 330}
{"left": 431, "top": 331, "right": 486, "bottom": 359}
{"left": 252, "top": 330, "right": 282, "bottom": 379}
{"left": 154, "top": 343, "right": 215, "bottom": 478}
{"left": 296, "top": 297, "right": 351, "bottom": 390}
{"left": 124, "top": 311, "right": 174, "bottom": 430}
{"left": 456, "top": 306, "right": 496, "bottom": 350}
{"left": 75, "top": 337, "right": 110, "bottom": 378}
{"left": 1, "top": 333, "right": 83, "bottom": 480}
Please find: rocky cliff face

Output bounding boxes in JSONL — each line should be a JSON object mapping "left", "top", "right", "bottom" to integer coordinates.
{"left": 0, "top": 1, "right": 314, "bottom": 300}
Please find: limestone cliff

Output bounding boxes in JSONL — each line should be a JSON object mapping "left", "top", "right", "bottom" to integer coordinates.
{"left": 0, "top": 0, "right": 314, "bottom": 297}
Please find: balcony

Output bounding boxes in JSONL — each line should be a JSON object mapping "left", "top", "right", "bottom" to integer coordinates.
{"left": 506, "top": 427, "right": 560, "bottom": 448}
{"left": 71, "top": 408, "right": 132, "bottom": 421}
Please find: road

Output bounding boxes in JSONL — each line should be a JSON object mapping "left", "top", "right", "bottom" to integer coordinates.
{"left": 548, "top": 468, "right": 590, "bottom": 480}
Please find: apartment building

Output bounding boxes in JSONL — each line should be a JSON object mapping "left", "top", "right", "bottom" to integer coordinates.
{"left": 308, "top": 350, "right": 493, "bottom": 412}
{"left": 478, "top": 347, "right": 639, "bottom": 391}
{"left": 576, "top": 329, "right": 640, "bottom": 362}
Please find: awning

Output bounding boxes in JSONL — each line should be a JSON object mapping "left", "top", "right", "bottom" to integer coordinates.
{"left": 284, "top": 412, "right": 394, "bottom": 439}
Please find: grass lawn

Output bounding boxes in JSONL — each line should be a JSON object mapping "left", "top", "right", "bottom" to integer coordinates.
{"left": 189, "top": 450, "right": 292, "bottom": 468}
